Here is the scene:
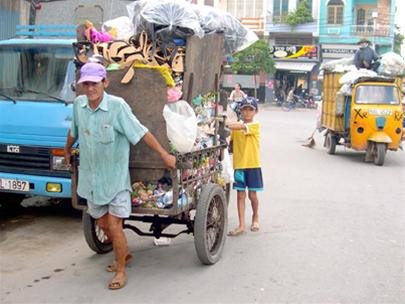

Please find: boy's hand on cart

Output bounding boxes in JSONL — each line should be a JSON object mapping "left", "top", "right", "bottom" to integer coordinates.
{"left": 214, "top": 115, "right": 227, "bottom": 124}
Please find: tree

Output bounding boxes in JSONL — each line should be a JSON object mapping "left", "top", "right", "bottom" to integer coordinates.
{"left": 230, "top": 39, "right": 276, "bottom": 98}
{"left": 284, "top": 0, "right": 313, "bottom": 27}
{"left": 394, "top": 25, "right": 404, "bottom": 55}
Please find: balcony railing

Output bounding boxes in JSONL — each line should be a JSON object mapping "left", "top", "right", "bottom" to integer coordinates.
{"left": 240, "top": 17, "right": 264, "bottom": 31}
{"left": 351, "top": 24, "right": 390, "bottom": 37}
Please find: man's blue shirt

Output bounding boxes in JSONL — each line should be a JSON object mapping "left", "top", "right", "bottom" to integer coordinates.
{"left": 71, "top": 92, "right": 148, "bottom": 205}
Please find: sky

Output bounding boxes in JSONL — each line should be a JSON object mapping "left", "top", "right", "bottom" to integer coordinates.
{"left": 395, "top": 0, "right": 405, "bottom": 56}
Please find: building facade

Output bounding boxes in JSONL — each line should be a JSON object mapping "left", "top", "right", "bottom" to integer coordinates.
{"left": 266, "top": 0, "right": 322, "bottom": 99}
{"left": 319, "top": 0, "right": 396, "bottom": 62}
{"left": 0, "top": 0, "right": 30, "bottom": 40}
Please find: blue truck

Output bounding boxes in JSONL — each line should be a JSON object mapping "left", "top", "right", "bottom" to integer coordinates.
{"left": 0, "top": 25, "right": 77, "bottom": 208}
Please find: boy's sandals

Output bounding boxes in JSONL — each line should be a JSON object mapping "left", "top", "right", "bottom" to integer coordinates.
{"left": 227, "top": 228, "right": 244, "bottom": 237}
{"left": 108, "top": 273, "right": 127, "bottom": 290}
{"left": 106, "top": 253, "right": 133, "bottom": 272}
{"left": 251, "top": 222, "right": 260, "bottom": 232}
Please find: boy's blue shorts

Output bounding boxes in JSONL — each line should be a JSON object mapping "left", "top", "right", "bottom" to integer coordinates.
{"left": 233, "top": 168, "right": 263, "bottom": 191}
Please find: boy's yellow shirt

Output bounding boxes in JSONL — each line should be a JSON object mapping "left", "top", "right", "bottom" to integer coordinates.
{"left": 231, "top": 122, "right": 261, "bottom": 169}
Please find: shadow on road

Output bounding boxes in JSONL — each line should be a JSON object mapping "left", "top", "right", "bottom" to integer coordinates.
{"left": 0, "top": 198, "right": 81, "bottom": 231}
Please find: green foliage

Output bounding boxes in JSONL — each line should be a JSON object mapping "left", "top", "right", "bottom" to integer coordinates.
{"left": 230, "top": 39, "right": 275, "bottom": 75}
{"left": 284, "top": 0, "right": 313, "bottom": 27}
{"left": 394, "top": 25, "right": 404, "bottom": 55}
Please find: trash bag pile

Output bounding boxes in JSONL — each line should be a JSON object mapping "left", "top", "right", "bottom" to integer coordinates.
{"left": 72, "top": 0, "right": 254, "bottom": 210}
{"left": 321, "top": 52, "right": 405, "bottom": 96}
{"left": 127, "top": 0, "right": 258, "bottom": 54}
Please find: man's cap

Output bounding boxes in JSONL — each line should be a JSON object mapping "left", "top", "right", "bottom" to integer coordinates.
{"left": 77, "top": 62, "right": 106, "bottom": 84}
{"left": 239, "top": 97, "right": 258, "bottom": 110}
{"left": 358, "top": 38, "right": 371, "bottom": 44}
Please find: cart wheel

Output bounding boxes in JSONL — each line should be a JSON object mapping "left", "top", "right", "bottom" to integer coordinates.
{"left": 82, "top": 211, "right": 113, "bottom": 254}
{"left": 325, "top": 132, "right": 336, "bottom": 154}
{"left": 374, "top": 143, "right": 386, "bottom": 166}
{"left": 194, "top": 183, "right": 227, "bottom": 265}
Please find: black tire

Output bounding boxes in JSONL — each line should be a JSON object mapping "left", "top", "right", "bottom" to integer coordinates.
{"left": 0, "top": 193, "right": 25, "bottom": 217}
{"left": 194, "top": 183, "right": 227, "bottom": 265}
{"left": 374, "top": 143, "right": 386, "bottom": 166}
{"left": 325, "top": 132, "right": 337, "bottom": 155}
{"left": 82, "top": 211, "right": 113, "bottom": 254}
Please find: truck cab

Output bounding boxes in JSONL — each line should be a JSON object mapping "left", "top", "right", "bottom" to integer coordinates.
{"left": 0, "top": 26, "right": 76, "bottom": 207}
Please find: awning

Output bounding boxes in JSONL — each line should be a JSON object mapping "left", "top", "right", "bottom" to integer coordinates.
{"left": 275, "top": 61, "right": 317, "bottom": 72}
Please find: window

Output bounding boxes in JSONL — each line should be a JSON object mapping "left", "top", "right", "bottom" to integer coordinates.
{"left": 0, "top": 46, "right": 75, "bottom": 102}
{"left": 355, "top": 85, "right": 399, "bottom": 105}
{"left": 273, "top": 0, "right": 289, "bottom": 22}
{"left": 327, "top": 0, "right": 344, "bottom": 25}
{"left": 356, "top": 8, "right": 365, "bottom": 25}
{"left": 227, "top": 0, "right": 263, "bottom": 18}
{"left": 204, "top": 0, "right": 214, "bottom": 6}
{"left": 299, "top": 0, "right": 312, "bottom": 14}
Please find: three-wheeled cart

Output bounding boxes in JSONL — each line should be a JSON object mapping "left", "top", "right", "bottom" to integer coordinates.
{"left": 71, "top": 33, "right": 230, "bottom": 264}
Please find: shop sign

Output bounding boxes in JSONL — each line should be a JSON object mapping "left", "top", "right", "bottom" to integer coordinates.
{"left": 321, "top": 44, "right": 357, "bottom": 59}
{"left": 269, "top": 45, "right": 318, "bottom": 59}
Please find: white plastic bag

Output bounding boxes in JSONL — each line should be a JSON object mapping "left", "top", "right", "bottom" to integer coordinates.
{"left": 221, "top": 148, "right": 234, "bottom": 183}
{"left": 163, "top": 100, "right": 197, "bottom": 153}
{"left": 102, "top": 16, "right": 135, "bottom": 40}
{"left": 378, "top": 52, "right": 405, "bottom": 76}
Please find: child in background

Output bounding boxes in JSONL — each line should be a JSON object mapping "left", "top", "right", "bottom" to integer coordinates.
{"left": 226, "top": 97, "right": 263, "bottom": 236}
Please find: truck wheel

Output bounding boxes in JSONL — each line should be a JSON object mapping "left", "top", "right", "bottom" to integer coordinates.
{"left": 82, "top": 211, "right": 113, "bottom": 254}
{"left": 194, "top": 183, "right": 227, "bottom": 265}
{"left": 325, "top": 132, "right": 336, "bottom": 154}
{"left": 374, "top": 143, "right": 386, "bottom": 166}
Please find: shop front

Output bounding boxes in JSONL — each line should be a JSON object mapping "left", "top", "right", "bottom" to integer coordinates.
{"left": 270, "top": 45, "right": 320, "bottom": 101}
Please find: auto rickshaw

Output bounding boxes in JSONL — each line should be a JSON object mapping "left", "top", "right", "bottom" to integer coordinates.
{"left": 322, "top": 73, "right": 403, "bottom": 166}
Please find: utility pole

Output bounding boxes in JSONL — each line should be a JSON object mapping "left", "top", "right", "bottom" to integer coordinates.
{"left": 29, "top": 0, "right": 41, "bottom": 26}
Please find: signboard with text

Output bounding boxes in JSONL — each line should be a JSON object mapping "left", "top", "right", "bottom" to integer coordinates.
{"left": 269, "top": 45, "right": 318, "bottom": 60}
{"left": 321, "top": 44, "right": 358, "bottom": 59}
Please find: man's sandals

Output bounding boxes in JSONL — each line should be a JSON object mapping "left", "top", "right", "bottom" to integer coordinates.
{"left": 106, "top": 253, "right": 133, "bottom": 272}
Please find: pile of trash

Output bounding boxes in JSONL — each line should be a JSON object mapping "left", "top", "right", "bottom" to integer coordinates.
{"left": 73, "top": 1, "right": 251, "bottom": 210}
{"left": 321, "top": 52, "right": 405, "bottom": 96}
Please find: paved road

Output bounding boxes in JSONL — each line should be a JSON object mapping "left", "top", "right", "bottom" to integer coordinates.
{"left": 1, "top": 106, "right": 404, "bottom": 304}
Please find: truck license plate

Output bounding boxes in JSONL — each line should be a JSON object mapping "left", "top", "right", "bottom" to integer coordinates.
{"left": 0, "top": 178, "right": 29, "bottom": 192}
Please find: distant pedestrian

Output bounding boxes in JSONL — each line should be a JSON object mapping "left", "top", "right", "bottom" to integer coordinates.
{"left": 287, "top": 87, "right": 295, "bottom": 103}
{"left": 226, "top": 97, "right": 263, "bottom": 236}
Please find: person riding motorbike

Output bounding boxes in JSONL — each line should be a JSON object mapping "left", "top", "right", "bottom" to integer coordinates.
{"left": 228, "top": 83, "right": 247, "bottom": 121}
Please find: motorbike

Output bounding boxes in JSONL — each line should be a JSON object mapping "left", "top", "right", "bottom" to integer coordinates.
{"left": 281, "top": 94, "right": 307, "bottom": 111}
{"left": 303, "top": 93, "right": 317, "bottom": 109}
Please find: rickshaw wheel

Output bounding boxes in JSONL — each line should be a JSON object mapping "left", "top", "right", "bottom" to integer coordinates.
{"left": 325, "top": 132, "right": 336, "bottom": 154}
{"left": 194, "top": 183, "right": 227, "bottom": 265}
{"left": 82, "top": 211, "right": 113, "bottom": 254}
{"left": 374, "top": 143, "right": 386, "bottom": 166}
